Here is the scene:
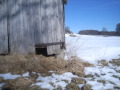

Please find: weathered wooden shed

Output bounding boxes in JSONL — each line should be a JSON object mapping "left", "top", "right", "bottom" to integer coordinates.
{"left": 0, "top": 0, "right": 67, "bottom": 55}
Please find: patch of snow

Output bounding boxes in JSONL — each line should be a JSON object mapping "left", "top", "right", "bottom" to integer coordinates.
{"left": 32, "top": 72, "right": 78, "bottom": 90}
{"left": 0, "top": 73, "right": 20, "bottom": 80}
{"left": 84, "top": 66, "right": 117, "bottom": 75}
{"left": 84, "top": 66, "right": 120, "bottom": 89}
{"left": 102, "top": 74, "right": 120, "bottom": 86}
{"left": 32, "top": 72, "right": 36, "bottom": 74}
{"left": 87, "top": 81, "right": 114, "bottom": 90}
{"left": 78, "top": 84, "right": 84, "bottom": 88}
{"left": 0, "top": 83, "right": 5, "bottom": 88}
{"left": 22, "top": 72, "right": 29, "bottom": 77}
{"left": 32, "top": 82, "right": 54, "bottom": 90}
{"left": 49, "top": 71, "right": 56, "bottom": 73}
{"left": 65, "top": 34, "right": 120, "bottom": 90}
{"left": 54, "top": 81, "right": 67, "bottom": 89}
{"left": 0, "top": 72, "right": 30, "bottom": 80}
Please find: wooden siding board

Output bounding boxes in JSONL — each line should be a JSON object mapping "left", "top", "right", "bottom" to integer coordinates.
{"left": 58, "top": 0, "right": 65, "bottom": 42}
{"left": 54, "top": 2, "right": 60, "bottom": 54}
{"left": 46, "top": 0, "right": 54, "bottom": 54}
{"left": 33, "top": 0, "right": 42, "bottom": 44}
{"left": 47, "top": 0, "right": 64, "bottom": 55}
{"left": 0, "top": 0, "right": 8, "bottom": 54}
{"left": 8, "top": 0, "right": 35, "bottom": 54}
{"left": 47, "top": 0, "right": 58, "bottom": 54}
{"left": 35, "top": 0, "right": 48, "bottom": 44}
{"left": 0, "top": 0, "right": 65, "bottom": 55}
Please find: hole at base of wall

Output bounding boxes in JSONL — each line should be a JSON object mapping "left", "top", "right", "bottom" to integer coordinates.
{"left": 0, "top": 54, "right": 8, "bottom": 56}
{"left": 35, "top": 47, "right": 47, "bottom": 56}
{"left": 2, "top": 88, "right": 12, "bottom": 90}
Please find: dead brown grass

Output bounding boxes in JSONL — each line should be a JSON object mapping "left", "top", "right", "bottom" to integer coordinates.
{"left": 0, "top": 55, "right": 93, "bottom": 90}
{"left": 0, "top": 55, "right": 92, "bottom": 76}
{"left": 109, "top": 59, "right": 120, "bottom": 66}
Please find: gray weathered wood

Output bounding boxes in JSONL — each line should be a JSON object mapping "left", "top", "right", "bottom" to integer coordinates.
{"left": 34, "top": 0, "right": 65, "bottom": 55}
{"left": 0, "top": 0, "right": 8, "bottom": 54}
{"left": 47, "top": 0, "right": 65, "bottom": 55}
{"left": 8, "top": 0, "right": 35, "bottom": 54}
{"left": 0, "top": 0, "right": 65, "bottom": 55}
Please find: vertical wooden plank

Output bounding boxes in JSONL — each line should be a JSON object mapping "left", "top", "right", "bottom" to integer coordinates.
{"left": 33, "top": 0, "right": 65, "bottom": 55}
{"left": 46, "top": 0, "right": 54, "bottom": 54}
{"left": 47, "top": 0, "right": 55, "bottom": 54}
{"left": 58, "top": 0, "right": 65, "bottom": 43}
{"left": 8, "top": 0, "right": 35, "bottom": 54}
{"left": 47, "top": 0, "right": 58, "bottom": 54}
{"left": 47, "top": 0, "right": 65, "bottom": 55}
{"left": 35, "top": 0, "right": 47, "bottom": 44}
{"left": 0, "top": 0, "right": 8, "bottom": 54}
{"left": 34, "top": 0, "right": 54, "bottom": 54}
{"left": 52, "top": 0, "right": 61, "bottom": 54}
{"left": 32, "top": 0, "right": 41, "bottom": 44}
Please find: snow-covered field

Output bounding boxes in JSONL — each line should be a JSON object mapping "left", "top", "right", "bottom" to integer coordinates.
{"left": 0, "top": 34, "right": 120, "bottom": 90}
{"left": 65, "top": 34, "right": 120, "bottom": 64}
{"left": 65, "top": 34, "right": 120, "bottom": 90}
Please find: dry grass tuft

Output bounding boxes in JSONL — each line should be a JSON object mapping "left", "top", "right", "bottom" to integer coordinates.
{"left": 109, "top": 59, "right": 120, "bottom": 66}
{"left": 0, "top": 55, "right": 93, "bottom": 90}
{"left": 0, "top": 55, "right": 92, "bottom": 76}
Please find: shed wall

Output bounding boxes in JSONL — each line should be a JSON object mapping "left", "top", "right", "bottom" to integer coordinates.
{"left": 0, "top": 0, "right": 65, "bottom": 55}
{"left": 8, "top": 0, "right": 35, "bottom": 54}
{"left": 0, "top": 0, "right": 8, "bottom": 54}
{"left": 35, "top": 0, "right": 65, "bottom": 55}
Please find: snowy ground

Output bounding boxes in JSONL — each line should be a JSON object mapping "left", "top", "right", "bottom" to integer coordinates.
{"left": 31, "top": 72, "right": 78, "bottom": 90}
{"left": 0, "top": 72, "right": 78, "bottom": 90}
{"left": 65, "top": 34, "right": 120, "bottom": 64}
{"left": 0, "top": 34, "right": 120, "bottom": 90}
{"left": 65, "top": 34, "right": 120, "bottom": 90}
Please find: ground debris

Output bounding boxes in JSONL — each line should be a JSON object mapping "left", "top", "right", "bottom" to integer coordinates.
{"left": 81, "top": 84, "right": 91, "bottom": 90}
{"left": 83, "top": 74, "right": 94, "bottom": 78}
{"left": 0, "top": 77, "right": 4, "bottom": 83}
{"left": 30, "top": 85, "right": 48, "bottom": 90}
{"left": 99, "top": 59, "right": 108, "bottom": 66}
{"left": 109, "top": 59, "right": 120, "bottom": 66}
{"left": 72, "top": 78, "right": 86, "bottom": 84}
{"left": 97, "top": 80, "right": 106, "bottom": 84}
{"left": 3, "top": 77, "right": 33, "bottom": 89}
{"left": 114, "top": 86, "right": 120, "bottom": 89}
{"left": 66, "top": 82, "right": 80, "bottom": 90}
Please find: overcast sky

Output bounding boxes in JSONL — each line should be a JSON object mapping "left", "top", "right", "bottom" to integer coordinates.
{"left": 65, "top": 0, "right": 120, "bottom": 33}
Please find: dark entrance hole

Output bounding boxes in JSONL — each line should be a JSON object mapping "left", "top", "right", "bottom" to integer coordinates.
{"left": 2, "top": 88, "right": 12, "bottom": 90}
{"left": 35, "top": 47, "right": 47, "bottom": 56}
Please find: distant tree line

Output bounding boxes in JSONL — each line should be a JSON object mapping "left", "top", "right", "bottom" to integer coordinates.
{"left": 78, "top": 30, "right": 117, "bottom": 36}
{"left": 116, "top": 23, "right": 120, "bottom": 35}
{"left": 78, "top": 23, "right": 120, "bottom": 36}
{"left": 65, "top": 26, "right": 73, "bottom": 34}
{"left": 65, "top": 23, "right": 120, "bottom": 36}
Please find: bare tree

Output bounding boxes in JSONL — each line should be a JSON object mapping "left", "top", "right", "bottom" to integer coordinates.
{"left": 102, "top": 27, "right": 107, "bottom": 31}
{"left": 65, "top": 26, "right": 72, "bottom": 34}
{"left": 116, "top": 23, "right": 120, "bottom": 35}
{"left": 101, "top": 27, "right": 108, "bottom": 35}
